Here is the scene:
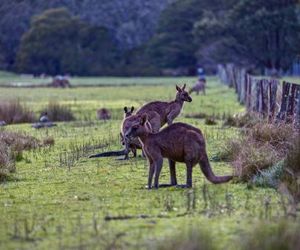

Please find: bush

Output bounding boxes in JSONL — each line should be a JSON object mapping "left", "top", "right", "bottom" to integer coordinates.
{"left": 252, "top": 161, "right": 284, "bottom": 188}
{"left": 42, "top": 102, "right": 75, "bottom": 122}
{"left": 0, "top": 100, "right": 35, "bottom": 124}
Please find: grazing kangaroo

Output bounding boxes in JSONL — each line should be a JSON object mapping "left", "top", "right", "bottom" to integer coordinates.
{"left": 89, "top": 84, "right": 192, "bottom": 159}
{"left": 126, "top": 114, "right": 233, "bottom": 188}
{"left": 97, "top": 108, "right": 111, "bottom": 120}
{"left": 189, "top": 79, "right": 206, "bottom": 95}
{"left": 121, "top": 106, "right": 139, "bottom": 158}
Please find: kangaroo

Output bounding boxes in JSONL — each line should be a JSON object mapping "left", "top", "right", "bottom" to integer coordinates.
{"left": 134, "top": 84, "right": 192, "bottom": 127}
{"left": 123, "top": 106, "right": 134, "bottom": 118}
{"left": 120, "top": 106, "right": 141, "bottom": 158}
{"left": 89, "top": 84, "right": 192, "bottom": 159}
{"left": 125, "top": 114, "right": 233, "bottom": 188}
{"left": 97, "top": 108, "right": 111, "bottom": 120}
{"left": 189, "top": 79, "right": 206, "bottom": 95}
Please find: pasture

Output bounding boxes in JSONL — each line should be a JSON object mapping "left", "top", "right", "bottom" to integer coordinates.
{"left": 0, "top": 77, "right": 293, "bottom": 249}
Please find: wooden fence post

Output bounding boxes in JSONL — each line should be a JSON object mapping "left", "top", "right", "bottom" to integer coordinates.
{"left": 286, "top": 83, "right": 297, "bottom": 123}
{"left": 254, "top": 79, "right": 261, "bottom": 113}
{"left": 294, "top": 85, "right": 300, "bottom": 129}
{"left": 276, "top": 81, "right": 291, "bottom": 122}
{"left": 268, "top": 79, "right": 278, "bottom": 122}
{"left": 260, "top": 79, "right": 269, "bottom": 117}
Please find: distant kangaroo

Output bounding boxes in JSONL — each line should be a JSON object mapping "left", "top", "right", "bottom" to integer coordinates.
{"left": 189, "top": 79, "right": 206, "bottom": 95}
{"left": 126, "top": 114, "right": 233, "bottom": 188}
{"left": 89, "top": 84, "right": 192, "bottom": 159}
{"left": 97, "top": 108, "right": 111, "bottom": 120}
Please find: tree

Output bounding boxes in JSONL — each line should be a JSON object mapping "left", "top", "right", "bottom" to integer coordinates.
{"left": 194, "top": 0, "right": 300, "bottom": 72}
{"left": 16, "top": 8, "right": 118, "bottom": 75}
{"left": 146, "top": 0, "right": 202, "bottom": 72}
{"left": 146, "top": 0, "right": 238, "bottom": 73}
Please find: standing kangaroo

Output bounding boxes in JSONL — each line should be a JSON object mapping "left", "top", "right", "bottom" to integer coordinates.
{"left": 126, "top": 114, "right": 233, "bottom": 188}
{"left": 89, "top": 84, "right": 192, "bottom": 159}
{"left": 189, "top": 79, "right": 206, "bottom": 95}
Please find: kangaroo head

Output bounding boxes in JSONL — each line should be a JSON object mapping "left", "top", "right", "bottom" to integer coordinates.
{"left": 176, "top": 84, "right": 192, "bottom": 102}
{"left": 125, "top": 114, "right": 152, "bottom": 139}
{"left": 123, "top": 106, "right": 135, "bottom": 118}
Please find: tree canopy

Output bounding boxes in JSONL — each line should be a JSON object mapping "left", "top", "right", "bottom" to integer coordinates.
{"left": 1, "top": 0, "right": 300, "bottom": 75}
{"left": 16, "top": 8, "right": 118, "bottom": 75}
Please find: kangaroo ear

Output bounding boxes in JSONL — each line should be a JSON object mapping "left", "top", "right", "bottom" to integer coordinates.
{"left": 176, "top": 85, "right": 182, "bottom": 92}
{"left": 140, "top": 114, "right": 148, "bottom": 125}
{"left": 124, "top": 106, "right": 128, "bottom": 113}
{"left": 182, "top": 84, "right": 186, "bottom": 90}
{"left": 131, "top": 106, "right": 134, "bottom": 112}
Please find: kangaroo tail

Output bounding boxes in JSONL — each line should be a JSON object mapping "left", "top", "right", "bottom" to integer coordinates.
{"left": 89, "top": 149, "right": 127, "bottom": 158}
{"left": 199, "top": 153, "right": 233, "bottom": 184}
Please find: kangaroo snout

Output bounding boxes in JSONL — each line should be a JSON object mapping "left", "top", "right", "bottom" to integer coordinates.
{"left": 187, "top": 96, "right": 192, "bottom": 102}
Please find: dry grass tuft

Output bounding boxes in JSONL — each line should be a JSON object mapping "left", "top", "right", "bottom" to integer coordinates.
{"left": 0, "top": 100, "right": 35, "bottom": 124}
{"left": 281, "top": 136, "right": 300, "bottom": 202}
{"left": 0, "top": 131, "right": 53, "bottom": 180}
{"left": 0, "top": 143, "right": 15, "bottom": 180}
{"left": 223, "top": 112, "right": 261, "bottom": 128}
{"left": 42, "top": 101, "right": 75, "bottom": 122}
{"left": 219, "top": 122, "right": 296, "bottom": 182}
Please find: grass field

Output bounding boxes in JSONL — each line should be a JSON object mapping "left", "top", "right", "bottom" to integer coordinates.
{"left": 1, "top": 70, "right": 299, "bottom": 87}
{"left": 0, "top": 77, "right": 296, "bottom": 249}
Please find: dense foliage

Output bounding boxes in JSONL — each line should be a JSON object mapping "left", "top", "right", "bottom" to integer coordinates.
{"left": 16, "top": 8, "right": 118, "bottom": 75}
{"left": 0, "top": 0, "right": 299, "bottom": 75}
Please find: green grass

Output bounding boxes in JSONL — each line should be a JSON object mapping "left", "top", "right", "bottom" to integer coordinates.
{"left": 0, "top": 71, "right": 196, "bottom": 87}
{"left": 0, "top": 77, "right": 297, "bottom": 250}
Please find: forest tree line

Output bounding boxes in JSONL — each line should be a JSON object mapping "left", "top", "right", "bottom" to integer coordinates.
{"left": 0, "top": 0, "right": 299, "bottom": 76}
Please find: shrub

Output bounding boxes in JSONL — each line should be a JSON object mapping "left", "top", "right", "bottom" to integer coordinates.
{"left": 42, "top": 102, "right": 75, "bottom": 122}
{"left": 252, "top": 161, "right": 284, "bottom": 188}
{"left": 0, "top": 100, "right": 35, "bottom": 124}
